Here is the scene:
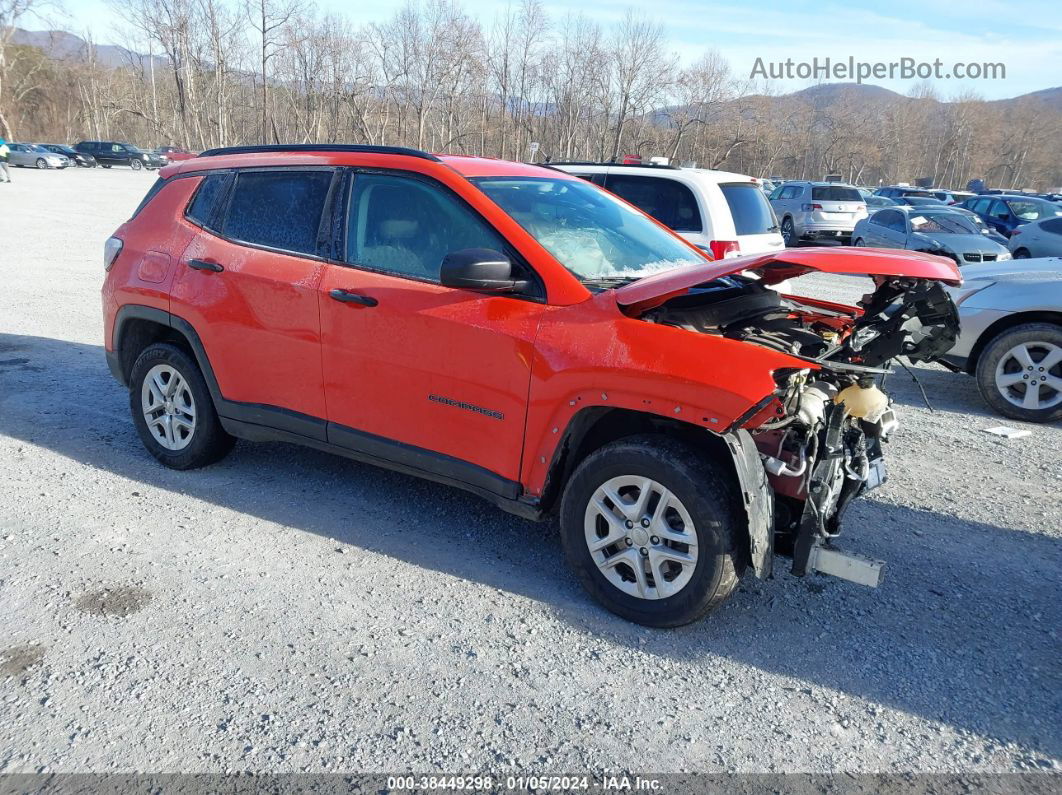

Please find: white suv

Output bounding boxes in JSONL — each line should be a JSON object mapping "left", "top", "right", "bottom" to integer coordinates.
{"left": 550, "top": 163, "right": 785, "bottom": 259}
{"left": 768, "top": 181, "right": 868, "bottom": 245}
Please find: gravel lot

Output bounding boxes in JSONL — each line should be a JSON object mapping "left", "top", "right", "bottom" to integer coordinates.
{"left": 0, "top": 166, "right": 1059, "bottom": 777}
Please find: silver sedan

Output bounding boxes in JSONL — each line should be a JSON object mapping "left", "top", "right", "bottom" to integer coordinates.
{"left": 6, "top": 143, "right": 70, "bottom": 169}
{"left": 944, "top": 258, "right": 1062, "bottom": 423}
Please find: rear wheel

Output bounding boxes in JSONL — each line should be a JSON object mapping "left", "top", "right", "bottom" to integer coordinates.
{"left": 781, "top": 217, "right": 795, "bottom": 247}
{"left": 975, "top": 324, "right": 1062, "bottom": 423}
{"left": 129, "top": 343, "right": 235, "bottom": 468}
{"left": 559, "top": 435, "right": 744, "bottom": 627}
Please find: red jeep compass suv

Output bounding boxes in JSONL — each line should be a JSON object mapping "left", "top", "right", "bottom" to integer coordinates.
{"left": 102, "top": 144, "right": 961, "bottom": 626}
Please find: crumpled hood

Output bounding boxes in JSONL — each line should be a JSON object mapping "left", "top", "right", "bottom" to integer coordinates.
{"left": 614, "top": 246, "right": 962, "bottom": 315}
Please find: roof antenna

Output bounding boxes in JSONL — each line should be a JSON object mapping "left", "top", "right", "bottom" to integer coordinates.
{"left": 898, "top": 358, "right": 934, "bottom": 413}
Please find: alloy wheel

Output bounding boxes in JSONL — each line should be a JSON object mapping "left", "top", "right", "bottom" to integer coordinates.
{"left": 35, "top": 158, "right": 47, "bottom": 169}
{"left": 994, "top": 341, "right": 1062, "bottom": 412}
{"left": 141, "top": 364, "right": 197, "bottom": 450}
{"left": 583, "top": 475, "right": 698, "bottom": 600}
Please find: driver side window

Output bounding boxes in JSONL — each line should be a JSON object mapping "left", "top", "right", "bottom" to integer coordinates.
{"left": 345, "top": 173, "right": 506, "bottom": 282}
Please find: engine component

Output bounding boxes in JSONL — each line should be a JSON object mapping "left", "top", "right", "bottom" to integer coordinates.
{"left": 835, "top": 382, "right": 889, "bottom": 422}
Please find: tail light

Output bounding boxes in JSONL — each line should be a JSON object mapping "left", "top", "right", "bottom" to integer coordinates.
{"left": 104, "top": 236, "right": 123, "bottom": 271}
{"left": 709, "top": 240, "right": 741, "bottom": 259}
{"left": 802, "top": 203, "right": 823, "bottom": 211}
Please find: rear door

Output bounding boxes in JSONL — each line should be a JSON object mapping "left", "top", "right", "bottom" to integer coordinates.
{"left": 170, "top": 167, "right": 334, "bottom": 426}
{"left": 318, "top": 169, "right": 547, "bottom": 487}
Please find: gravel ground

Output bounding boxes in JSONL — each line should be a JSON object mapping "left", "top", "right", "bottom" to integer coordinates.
{"left": 0, "top": 166, "right": 1059, "bottom": 776}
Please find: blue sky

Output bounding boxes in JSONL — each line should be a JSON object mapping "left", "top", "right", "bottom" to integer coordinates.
{"left": 43, "top": 0, "right": 1062, "bottom": 100}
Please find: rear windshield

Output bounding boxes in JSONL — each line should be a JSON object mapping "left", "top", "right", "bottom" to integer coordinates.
{"left": 811, "top": 186, "right": 862, "bottom": 202}
{"left": 719, "top": 183, "right": 779, "bottom": 235}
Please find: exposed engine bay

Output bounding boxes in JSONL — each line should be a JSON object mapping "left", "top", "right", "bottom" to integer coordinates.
{"left": 642, "top": 273, "right": 961, "bottom": 581}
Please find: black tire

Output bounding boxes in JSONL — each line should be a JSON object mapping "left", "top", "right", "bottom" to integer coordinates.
{"left": 559, "top": 435, "right": 745, "bottom": 627}
{"left": 130, "top": 158, "right": 143, "bottom": 170}
{"left": 35, "top": 158, "right": 48, "bottom": 169}
{"left": 853, "top": 238, "right": 865, "bottom": 247}
{"left": 781, "top": 217, "right": 795, "bottom": 247}
{"left": 975, "top": 323, "right": 1062, "bottom": 423}
{"left": 128, "top": 343, "right": 235, "bottom": 469}
{"left": 102, "top": 164, "right": 111, "bottom": 168}
{"left": 1013, "top": 248, "right": 1030, "bottom": 259}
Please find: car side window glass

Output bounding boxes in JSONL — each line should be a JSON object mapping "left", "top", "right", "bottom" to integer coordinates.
{"left": 346, "top": 173, "right": 507, "bottom": 281}
{"left": 604, "top": 175, "right": 702, "bottom": 232}
{"left": 889, "top": 212, "right": 908, "bottom": 233}
{"left": 222, "top": 169, "right": 334, "bottom": 256}
{"left": 990, "top": 200, "right": 1009, "bottom": 219}
{"left": 186, "top": 173, "right": 229, "bottom": 229}
{"left": 1041, "top": 218, "right": 1062, "bottom": 235}
{"left": 869, "top": 210, "right": 886, "bottom": 227}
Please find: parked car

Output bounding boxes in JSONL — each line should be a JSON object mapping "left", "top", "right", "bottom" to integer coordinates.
{"left": 6, "top": 143, "right": 69, "bottom": 169}
{"left": 75, "top": 140, "right": 166, "bottom": 170}
{"left": 101, "top": 144, "right": 962, "bottom": 626}
{"left": 874, "top": 186, "right": 936, "bottom": 200}
{"left": 892, "top": 196, "right": 947, "bottom": 207}
{"left": 154, "top": 146, "right": 197, "bottom": 162}
{"left": 959, "top": 194, "right": 1062, "bottom": 238}
{"left": 852, "top": 206, "right": 1011, "bottom": 264}
{"left": 857, "top": 189, "right": 896, "bottom": 209}
{"left": 930, "top": 190, "right": 975, "bottom": 205}
{"left": 1008, "top": 217, "right": 1062, "bottom": 258}
{"left": 944, "top": 258, "right": 1062, "bottom": 423}
{"left": 38, "top": 143, "right": 95, "bottom": 167}
{"left": 551, "top": 161, "right": 784, "bottom": 259}
{"left": 768, "top": 181, "right": 867, "bottom": 245}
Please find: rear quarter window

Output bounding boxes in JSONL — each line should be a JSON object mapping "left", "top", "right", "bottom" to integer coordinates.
{"left": 811, "top": 186, "right": 862, "bottom": 202}
{"left": 185, "top": 173, "right": 230, "bottom": 229}
{"left": 719, "top": 183, "right": 778, "bottom": 236}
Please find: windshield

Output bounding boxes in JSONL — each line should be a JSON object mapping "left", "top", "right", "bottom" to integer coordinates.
{"left": 29, "top": 144, "right": 49, "bottom": 152}
{"left": 472, "top": 176, "right": 707, "bottom": 282}
{"left": 909, "top": 212, "right": 982, "bottom": 235}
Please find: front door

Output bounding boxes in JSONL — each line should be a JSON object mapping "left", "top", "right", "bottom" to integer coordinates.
{"left": 319, "top": 171, "right": 547, "bottom": 488}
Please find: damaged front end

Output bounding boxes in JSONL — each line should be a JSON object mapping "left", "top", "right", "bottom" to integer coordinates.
{"left": 619, "top": 250, "right": 962, "bottom": 586}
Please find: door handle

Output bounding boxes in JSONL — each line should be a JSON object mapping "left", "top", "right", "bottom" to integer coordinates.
{"left": 187, "top": 258, "right": 224, "bottom": 273}
{"left": 329, "top": 288, "right": 378, "bottom": 307}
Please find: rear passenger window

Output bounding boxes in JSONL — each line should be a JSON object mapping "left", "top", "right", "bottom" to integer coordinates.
{"left": 186, "top": 173, "right": 228, "bottom": 229}
{"left": 1041, "top": 218, "right": 1062, "bottom": 234}
{"left": 604, "top": 175, "right": 702, "bottom": 232}
{"left": 222, "top": 170, "right": 333, "bottom": 256}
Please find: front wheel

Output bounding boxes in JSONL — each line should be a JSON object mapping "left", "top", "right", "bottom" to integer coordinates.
{"left": 130, "top": 158, "right": 144, "bottom": 170}
{"left": 129, "top": 343, "right": 235, "bottom": 469}
{"left": 1013, "top": 248, "right": 1030, "bottom": 259}
{"left": 559, "top": 435, "right": 744, "bottom": 627}
{"left": 36, "top": 158, "right": 48, "bottom": 169}
{"left": 975, "top": 324, "right": 1062, "bottom": 423}
{"left": 853, "top": 238, "right": 865, "bottom": 247}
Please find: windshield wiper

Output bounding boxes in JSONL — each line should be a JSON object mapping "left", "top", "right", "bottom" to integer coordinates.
{"left": 581, "top": 276, "right": 639, "bottom": 287}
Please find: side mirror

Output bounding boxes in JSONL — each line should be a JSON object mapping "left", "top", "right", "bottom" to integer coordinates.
{"left": 440, "top": 248, "right": 528, "bottom": 294}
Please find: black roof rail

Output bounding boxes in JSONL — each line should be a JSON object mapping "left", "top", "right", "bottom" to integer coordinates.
{"left": 546, "top": 159, "right": 680, "bottom": 170}
{"left": 198, "top": 144, "right": 441, "bottom": 162}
